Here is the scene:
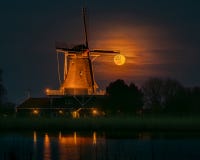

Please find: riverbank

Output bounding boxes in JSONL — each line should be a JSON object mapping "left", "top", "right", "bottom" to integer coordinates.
{"left": 1, "top": 116, "right": 200, "bottom": 132}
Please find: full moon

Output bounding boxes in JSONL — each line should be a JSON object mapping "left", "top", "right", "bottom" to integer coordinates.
{"left": 114, "top": 54, "right": 126, "bottom": 65}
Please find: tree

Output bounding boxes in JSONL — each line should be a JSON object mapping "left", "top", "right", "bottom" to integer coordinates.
{"left": 165, "top": 86, "right": 200, "bottom": 115}
{"left": 0, "top": 69, "right": 7, "bottom": 106}
{"left": 189, "top": 87, "right": 200, "bottom": 113}
{"left": 106, "top": 79, "right": 129, "bottom": 112}
{"left": 141, "top": 77, "right": 163, "bottom": 112}
{"left": 162, "top": 78, "right": 186, "bottom": 114}
{"left": 162, "top": 78, "right": 184, "bottom": 103}
{"left": 127, "top": 83, "right": 143, "bottom": 112}
{"left": 106, "top": 79, "right": 143, "bottom": 114}
{"left": 142, "top": 77, "right": 190, "bottom": 115}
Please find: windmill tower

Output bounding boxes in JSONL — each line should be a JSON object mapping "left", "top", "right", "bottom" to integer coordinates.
{"left": 46, "top": 8, "right": 120, "bottom": 96}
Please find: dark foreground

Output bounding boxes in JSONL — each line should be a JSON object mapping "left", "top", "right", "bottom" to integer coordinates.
{"left": 1, "top": 116, "right": 200, "bottom": 132}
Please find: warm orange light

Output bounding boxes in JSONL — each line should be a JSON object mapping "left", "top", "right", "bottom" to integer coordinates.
{"left": 33, "top": 109, "right": 39, "bottom": 115}
{"left": 74, "top": 132, "right": 77, "bottom": 144}
{"left": 72, "top": 111, "right": 79, "bottom": 118}
{"left": 114, "top": 54, "right": 126, "bottom": 65}
{"left": 33, "top": 131, "right": 37, "bottom": 143}
{"left": 59, "top": 110, "right": 63, "bottom": 114}
{"left": 44, "top": 133, "right": 51, "bottom": 160}
{"left": 92, "top": 109, "right": 97, "bottom": 115}
{"left": 59, "top": 131, "right": 62, "bottom": 140}
{"left": 46, "top": 88, "right": 50, "bottom": 93}
{"left": 93, "top": 132, "right": 96, "bottom": 144}
{"left": 44, "top": 133, "right": 50, "bottom": 143}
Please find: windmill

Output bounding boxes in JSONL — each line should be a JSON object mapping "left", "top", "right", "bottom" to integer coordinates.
{"left": 46, "top": 8, "right": 123, "bottom": 96}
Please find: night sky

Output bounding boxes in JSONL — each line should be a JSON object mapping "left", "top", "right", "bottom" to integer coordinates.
{"left": 1, "top": 0, "right": 200, "bottom": 103}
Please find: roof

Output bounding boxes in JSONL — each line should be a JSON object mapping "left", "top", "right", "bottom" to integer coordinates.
{"left": 17, "top": 95, "right": 106, "bottom": 109}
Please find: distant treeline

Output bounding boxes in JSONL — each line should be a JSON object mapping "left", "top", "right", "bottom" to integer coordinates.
{"left": 104, "top": 78, "right": 200, "bottom": 115}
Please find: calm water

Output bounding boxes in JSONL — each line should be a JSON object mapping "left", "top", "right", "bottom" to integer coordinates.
{"left": 0, "top": 131, "right": 200, "bottom": 160}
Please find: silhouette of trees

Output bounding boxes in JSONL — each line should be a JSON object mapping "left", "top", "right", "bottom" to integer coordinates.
{"left": 0, "top": 69, "right": 7, "bottom": 106}
{"left": 162, "top": 78, "right": 184, "bottom": 107}
{"left": 189, "top": 87, "right": 200, "bottom": 113}
{"left": 142, "top": 77, "right": 184, "bottom": 113}
{"left": 127, "top": 82, "right": 143, "bottom": 111}
{"left": 164, "top": 86, "right": 200, "bottom": 115}
{"left": 142, "top": 77, "right": 163, "bottom": 112}
{"left": 141, "top": 77, "right": 200, "bottom": 115}
{"left": 106, "top": 79, "right": 143, "bottom": 114}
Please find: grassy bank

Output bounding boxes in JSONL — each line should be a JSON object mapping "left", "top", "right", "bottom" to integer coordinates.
{"left": 1, "top": 116, "right": 200, "bottom": 132}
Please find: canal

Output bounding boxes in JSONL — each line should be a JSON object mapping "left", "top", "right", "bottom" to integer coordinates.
{"left": 0, "top": 131, "right": 200, "bottom": 160}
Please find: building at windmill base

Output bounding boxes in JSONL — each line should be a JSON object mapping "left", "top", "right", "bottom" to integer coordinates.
{"left": 16, "top": 45, "right": 118, "bottom": 117}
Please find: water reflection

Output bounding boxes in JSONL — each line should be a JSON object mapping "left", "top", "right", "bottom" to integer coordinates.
{"left": 93, "top": 132, "right": 96, "bottom": 144}
{"left": 1, "top": 131, "right": 200, "bottom": 160}
{"left": 33, "top": 131, "right": 37, "bottom": 160}
{"left": 33, "top": 131, "right": 37, "bottom": 143}
{"left": 74, "top": 131, "right": 77, "bottom": 145}
{"left": 44, "top": 133, "right": 51, "bottom": 160}
{"left": 58, "top": 132, "right": 80, "bottom": 160}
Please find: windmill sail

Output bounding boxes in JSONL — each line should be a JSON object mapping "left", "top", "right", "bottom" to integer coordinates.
{"left": 46, "top": 8, "right": 120, "bottom": 96}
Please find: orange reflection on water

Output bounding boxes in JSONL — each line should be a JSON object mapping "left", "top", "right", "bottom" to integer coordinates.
{"left": 59, "top": 131, "right": 62, "bottom": 140}
{"left": 33, "top": 131, "right": 37, "bottom": 143}
{"left": 58, "top": 132, "right": 79, "bottom": 160}
{"left": 44, "top": 133, "right": 51, "bottom": 160}
{"left": 74, "top": 132, "right": 77, "bottom": 144}
{"left": 31, "top": 131, "right": 106, "bottom": 160}
{"left": 33, "top": 131, "right": 37, "bottom": 160}
{"left": 58, "top": 132, "right": 77, "bottom": 145}
{"left": 93, "top": 132, "right": 96, "bottom": 144}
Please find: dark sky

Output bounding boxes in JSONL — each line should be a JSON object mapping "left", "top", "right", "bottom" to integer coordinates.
{"left": 1, "top": 0, "right": 200, "bottom": 103}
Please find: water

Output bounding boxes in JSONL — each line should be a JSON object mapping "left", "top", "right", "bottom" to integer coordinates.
{"left": 0, "top": 131, "right": 200, "bottom": 160}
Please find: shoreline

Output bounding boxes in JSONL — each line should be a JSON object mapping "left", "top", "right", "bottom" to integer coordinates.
{"left": 1, "top": 116, "right": 200, "bottom": 132}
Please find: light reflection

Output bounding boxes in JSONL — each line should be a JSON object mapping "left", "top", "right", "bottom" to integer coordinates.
{"left": 33, "top": 131, "right": 37, "bottom": 160}
{"left": 74, "top": 132, "right": 77, "bottom": 145}
{"left": 44, "top": 133, "right": 50, "bottom": 143}
{"left": 59, "top": 131, "right": 62, "bottom": 140}
{"left": 44, "top": 133, "right": 51, "bottom": 160}
{"left": 33, "top": 131, "right": 37, "bottom": 143}
{"left": 41, "top": 132, "right": 107, "bottom": 160}
{"left": 58, "top": 132, "right": 79, "bottom": 160}
{"left": 93, "top": 132, "right": 96, "bottom": 144}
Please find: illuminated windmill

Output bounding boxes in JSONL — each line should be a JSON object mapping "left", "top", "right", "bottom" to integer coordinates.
{"left": 46, "top": 8, "right": 125, "bottom": 96}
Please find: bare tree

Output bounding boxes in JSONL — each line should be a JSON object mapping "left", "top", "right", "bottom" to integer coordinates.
{"left": 142, "top": 77, "right": 164, "bottom": 111}
{"left": 142, "top": 77, "right": 185, "bottom": 114}
{"left": 162, "top": 78, "right": 184, "bottom": 106}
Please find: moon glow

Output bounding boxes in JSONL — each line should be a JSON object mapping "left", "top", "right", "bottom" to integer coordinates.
{"left": 114, "top": 54, "right": 126, "bottom": 65}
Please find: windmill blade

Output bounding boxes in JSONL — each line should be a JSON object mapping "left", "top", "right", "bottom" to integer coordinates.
{"left": 56, "top": 48, "right": 86, "bottom": 52}
{"left": 56, "top": 44, "right": 88, "bottom": 53}
{"left": 90, "top": 49, "right": 120, "bottom": 54}
{"left": 83, "top": 7, "right": 89, "bottom": 49}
